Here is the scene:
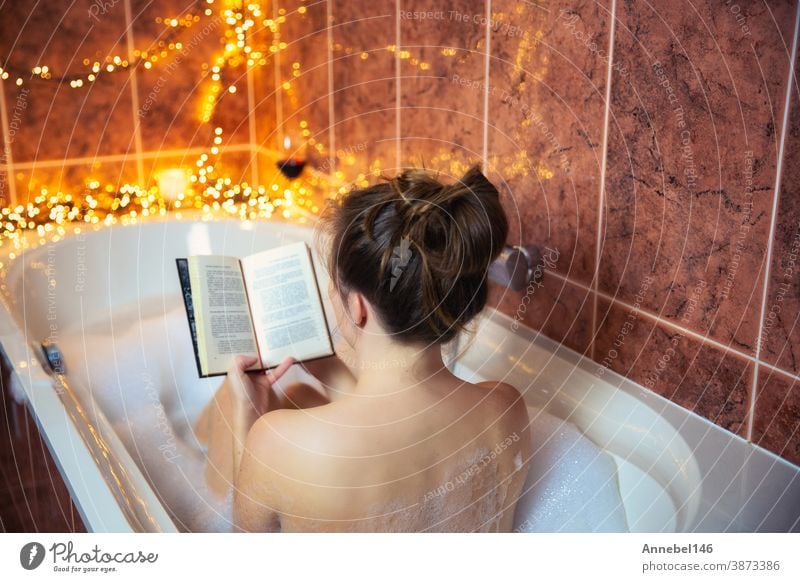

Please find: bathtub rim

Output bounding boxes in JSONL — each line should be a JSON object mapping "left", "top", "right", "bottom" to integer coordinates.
{"left": 0, "top": 288, "right": 178, "bottom": 533}
{"left": 0, "top": 216, "right": 797, "bottom": 532}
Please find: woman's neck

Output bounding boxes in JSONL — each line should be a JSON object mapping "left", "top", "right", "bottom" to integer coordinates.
{"left": 347, "top": 334, "right": 449, "bottom": 396}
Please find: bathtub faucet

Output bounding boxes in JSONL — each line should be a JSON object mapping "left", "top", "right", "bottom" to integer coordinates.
{"left": 36, "top": 340, "right": 66, "bottom": 375}
{"left": 488, "top": 245, "right": 544, "bottom": 292}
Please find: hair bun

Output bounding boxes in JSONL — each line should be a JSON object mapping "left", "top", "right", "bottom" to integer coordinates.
{"left": 392, "top": 165, "right": 506, "bottom": 277}
{"left": 323, "top": 164, "right": 509, "bottom": 344}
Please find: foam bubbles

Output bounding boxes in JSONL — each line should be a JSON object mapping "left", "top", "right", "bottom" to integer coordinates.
{"left": 57, "top": 302, "right": 628, "bottom": 533}
{"left": 513, "top": 407, "right": 629, "bottom": 532}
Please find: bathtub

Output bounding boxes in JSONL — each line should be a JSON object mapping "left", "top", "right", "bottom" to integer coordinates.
{"left": 0, "top": 216, "right": 798, "bottom": 532}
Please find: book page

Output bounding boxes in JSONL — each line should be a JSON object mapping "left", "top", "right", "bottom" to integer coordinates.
{"left": 187, "top": 255, "right": 261, "bottom": 376}
{"left": 241, "top": 242, "right": 333, "bottom": 368}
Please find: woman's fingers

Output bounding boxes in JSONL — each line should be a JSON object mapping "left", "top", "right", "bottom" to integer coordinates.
{"left": 265, "top": 356, "right": 296, "bottom": 385}
{"left": 234, "top": 355, "right": 260, "bottom": 372}
{"left": 228, "top": 355, "right": 260, "bottom": 382}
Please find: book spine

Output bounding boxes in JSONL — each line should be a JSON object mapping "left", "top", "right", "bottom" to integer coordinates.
{"left": 187, "top": 258, "right": 209, "bottom": 377}
{"left": 176, "top": 258, "right": 207, "bottom": 377}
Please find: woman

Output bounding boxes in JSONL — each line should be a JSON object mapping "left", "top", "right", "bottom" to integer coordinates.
{"left": 195, "top": 165, "right": 531, "bottom": 532}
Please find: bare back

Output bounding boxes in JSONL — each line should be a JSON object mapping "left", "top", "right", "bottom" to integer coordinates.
{"left": 234, "top": 377, "right": 531, "bottom": 532}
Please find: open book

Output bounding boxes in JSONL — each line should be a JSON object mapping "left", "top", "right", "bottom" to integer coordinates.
{"left": 176, "top": 241, "right": 334, "bottom": 377}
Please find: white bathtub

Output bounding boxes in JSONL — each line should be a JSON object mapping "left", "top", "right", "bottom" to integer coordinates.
{"left": 0, "top": 216, "right": 798, "bottom": 532}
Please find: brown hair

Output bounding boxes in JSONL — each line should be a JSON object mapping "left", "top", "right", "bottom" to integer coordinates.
{"left": 321, "top": 165, "right": 508, "bottom": 345}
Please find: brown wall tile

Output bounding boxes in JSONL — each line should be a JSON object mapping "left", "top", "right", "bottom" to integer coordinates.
{"left": 2, "top": 72, "right": 135, "bottom": 164}
{"left": 0, "top": 1, "right": 135, "bottom": 162}
{"left": 753, "top": 369, "right": 800, "bottom": 466}
{"left": 600, "top": 0, "right": 796, "bottom": 355}
{"left": 594, "top": 298, "right": 752, "bottom": 436}
{"left": 331, "top": 1, "right": 397, "bottom": 183}
{"left": 761, "top": 48, "right": 800, "bottom": 374}
{"left": 251, "top": 41, "right": 278, "bottom": 152}
{"left": 274, "top": 2, "right": 332, "bottom": 168}
{"left": 487, "top": 0, "right": 610, "bottom": 285}
{"left": 131, "top": 0, "right": 251, "bottom": 151}
{"left": 12, "top": 159, "right": 140, "bottom": 204}
{"left": 399, "top": 0, "right": 486, "bottom": 173}
{"left": 0, "top": 0, "right": 129, "bottom": 74}
{"left": 1, "top": 361, "right": 85, "bottom": 532}
{"left": 0, "top": 167, "right": 9, "bottom": 206}
{"left": 487, "top": 271, "right": 593, "bottom": 356}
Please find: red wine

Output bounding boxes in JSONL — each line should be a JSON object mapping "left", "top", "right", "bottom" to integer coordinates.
{"left": 277, "top": 159, "right": 306, "bottom": 179}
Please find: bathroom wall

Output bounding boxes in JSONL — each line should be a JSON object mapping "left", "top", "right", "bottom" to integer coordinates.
{"left": 0, "top": 0, "right": 265, "bottom": 527}
{"left": 0, "top": 0, "right": 258, "bottom": 207}
{"left": 274, "top": 0, "right": 800, "bottom": 468}
{"left": 1, "top": 1, "right": 798, "bottom": 472}
{"left": 0, "top": 358, "right": 86, "bottom": 532}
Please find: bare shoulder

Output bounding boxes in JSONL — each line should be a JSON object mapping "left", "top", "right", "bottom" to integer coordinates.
{"left": 475, "top": 380, "right": 525, "bottom": 405}
{"left": 474, "top": 380, "right": 530, "bottom": 429}
{"left": 250, "top": 407, "right": 313, "bottom": 447}
{"left": 245, "top": 409, "right": 294, "bottom": 463}
{"left": 247, "top": 405, "right": 341, "bottom": 466}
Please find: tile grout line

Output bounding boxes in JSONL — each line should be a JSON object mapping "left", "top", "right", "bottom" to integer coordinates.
{"left": 326, "top": 0, "right": 336, "bottom": 173}
{"left": 747, "top": 0, "right": 800, "bottom": 441}
{"left": 548, "top": 268, "right": 800, "bottom": 386}
{"left": 122, "top": 0, "right": 145, "bottom": 186}
{"left": 273, "top": 1, "right": 284, "bottom": 147}
{"left": 395, "top": 0, "right": 402, "bottom": 169}
{"left": 757, "top": 359, "right": 800, "bottom": 389}
{"left": 591, "top": 0, "right": 617, "bottom": 360}
{"left": 245, "top": 28, "right": 259, "bottom": 187}
{"left": 0, "top": 77, "right": 17, "bottom": 206}
{"left": 481, "top": 0, "right": 491, "bottom": 168}
{"left": 8, "top": 144, "right": 255, "bottom": 171}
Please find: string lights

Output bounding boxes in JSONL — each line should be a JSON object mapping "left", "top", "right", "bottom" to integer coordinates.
{"left": 0, "top": 1, "right": 338, "bottom": 251}
{"left": 0, "top": 139, "right": 336, "bottom": 263}
{"left": 0, "top": 0, "right": 474, "bottom": 252}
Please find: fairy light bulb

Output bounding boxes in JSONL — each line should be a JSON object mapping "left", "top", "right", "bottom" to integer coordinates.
{"left": 157, "top": 168, "right": 190, "bottom": 202}
{"left": 0, "top": 0, "right": 347, "bottom": 249}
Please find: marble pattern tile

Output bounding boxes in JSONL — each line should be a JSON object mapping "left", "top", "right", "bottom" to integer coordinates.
{"left": 251, "top": 52, "right": 279, "bottom": 152}
{"left": 1, "top": 71, "right": 135, "bottom": 163}
{"left": 6, "top": 150, "right": 255, "bottom": 207}
{"left": 140, "top": 150, "right": 257, "bottom": 191}
{"left": 752, "top": 368, "right": 800, "bottom": 466}
{"left": 0, "top": 0, "right": 129, "bottom": 75}
{"left": 593, "top": 298, "right": 752, "bottom": 435}
{"left": 600, "top": 0, "right": 797, "bottom": 355}
{"left": 0, "top": 1, "right": 135, "bottom": 162}
{"left": 487, "top": 0, "right": 610, "bottom": 285}
{"left": 0, "top": 378, "right": 85, "bottom": 532}
{"left": 0, "top": 168, "right": 9, "bottom": 206}
{"left": 274, "top": 1, "right": 332, "bottom": 168}
{"left": 11, "top": 159, "right": 140, "bottom": 204}
{"left": 761, "top": 47, "right": 800, "bottom": 375}
{"left": 131, "top": 0, "right": 251, "bottom": 151}
{"left": 487, "top": 274, "right": 594, "bottom": 356}
{"left": 331, "top": 0, "right": 397, "bottom": 181}
{"left": 399, "top": 0, "right": 486, "bottom": 173}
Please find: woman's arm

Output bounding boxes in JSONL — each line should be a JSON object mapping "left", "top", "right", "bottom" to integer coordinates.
{"left": 199, "top": 355, "right": 294, "bottom": 499}
{"left": 232, "top": 413, "right": 286, "bottom": 532}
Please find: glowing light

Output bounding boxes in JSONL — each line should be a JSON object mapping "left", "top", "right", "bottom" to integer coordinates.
{"left": 0, "top": 0, "right": 349, "bottom": 250}
{"left": 157, "top": 168, "right": 190, "bottom": 202}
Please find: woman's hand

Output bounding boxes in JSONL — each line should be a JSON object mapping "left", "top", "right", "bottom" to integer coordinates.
{"left": 200, "top": 354, "right": 295, "bottom": 499}
{"left": 226, "top": 354, "right": 296, "bottom": 418}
